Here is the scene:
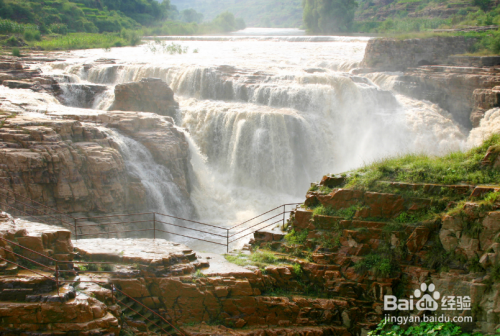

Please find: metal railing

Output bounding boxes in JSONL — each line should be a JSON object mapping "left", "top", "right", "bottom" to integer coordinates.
{"left": 0, "top": 185, "right": 301, "bottom": 252}
{"left": 0, "top": 236, "right": 185, "bottom": 336}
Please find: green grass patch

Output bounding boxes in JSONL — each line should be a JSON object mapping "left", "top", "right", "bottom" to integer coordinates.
{"left": 285, "top": 229, "right": 309, "bottom": 245}
{"left": 33, "top": 33, "right": 129, "bottom": 50}
{"left": 224, "top": 250, "right": 283, "bottom": 270}
{"left": 312, "top": 204, "right": 360, "bottom": 219}
{"left": 354, "top": 253, "right": 400, "bottom": 277}
{"left": 369, "top": 320, "right": 498, "bottom": 335}
{"left": 346, "top": 134, "right": 500, "bottom": 190}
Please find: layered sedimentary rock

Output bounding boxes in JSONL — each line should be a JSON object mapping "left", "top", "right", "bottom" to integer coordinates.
{"left": 0, "top": 112, "right": 192, "bottom": 216}
{"left": 393, "top": 66, "right": 500, "bottom": 128}
{"left": 361, "top": 36, "right": 477, "bottom": 71}
{"left": 110, "top": 78, "right": 179, "bottom": 120}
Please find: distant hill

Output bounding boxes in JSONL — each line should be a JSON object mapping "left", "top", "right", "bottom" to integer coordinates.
{"left": 169, "top": 0, "right": 303, "bottom": 28}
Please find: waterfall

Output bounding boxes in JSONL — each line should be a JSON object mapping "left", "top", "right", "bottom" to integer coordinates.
{"left": 37, "top": 34, "right": 469, "bottom": 237}
{"left": 103, "top": 128, "right": 194, "bottom": 218}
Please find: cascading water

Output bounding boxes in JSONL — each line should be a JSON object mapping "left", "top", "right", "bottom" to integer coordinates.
{"left": 102, "top": 128, "right": 194, "bottom": 219}
{"left": 30, "top": 31, "right": 474, "bottom": 244}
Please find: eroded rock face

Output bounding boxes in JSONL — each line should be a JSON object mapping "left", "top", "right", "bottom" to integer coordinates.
{"left": 0, "top": 112, "right": 193, "bottom": 215}
{"left": 361, "top": 36, "right": 477, "bottom": 71}
{"left": 393, "top": 66, "right": 500, "bottom": 128}
{"left": 110, "top": 78, "right": 179, "bottom": 120}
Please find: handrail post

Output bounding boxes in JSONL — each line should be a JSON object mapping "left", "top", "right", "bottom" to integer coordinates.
{"left": 283, "top": 205, "right": 286, "bottom": 228}
{"left": 226, "top": 229, "right": 229, "bottom": 253}
{"left": 153, "top": 213, "right": 156, "bottom": 241}
{"left": 112, "top": 284, "right": 115, "bottom": 304}
{"left": 56, "top": 261, "right": 60, "bottom": 296}
{"left": 74, "top": 218, "right": 78, "bottom": 241}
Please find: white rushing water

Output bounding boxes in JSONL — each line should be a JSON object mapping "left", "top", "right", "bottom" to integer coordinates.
{"left": 102, "top": 128, "right": 194, "bottom": 218}
{"left": 9, "top": 29, "right": 484, "bottom": 249}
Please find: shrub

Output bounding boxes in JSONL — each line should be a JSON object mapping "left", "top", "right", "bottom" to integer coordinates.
{"left": 292, "top": 263, "right": 303, "bottom": 276}
{"left": 23, "top": 30, "right": 35, "bottom": 41}
{"left": 12, "top": 48, "right": 21, "bottom": 57}
{"left": 250, "top": 251, "right": 277, "bottom": 264}
{"left": 354, "top": 253, "right": 399, "bottom": 277}
{"left": 285, "top": 229, "right": 308, "bottom": 245}
{"left": 6, "top": 36, "right": 18, "bottom": 46}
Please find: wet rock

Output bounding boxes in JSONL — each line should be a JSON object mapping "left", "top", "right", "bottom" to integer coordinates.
{"left": 110, "top": 78, "right": 179, "bottom": 120}
{"left": 362, "top": 36, "right": 477, "bottom": 71}
{"left": 3, "top": 80, "right": 33, "bottom": 89}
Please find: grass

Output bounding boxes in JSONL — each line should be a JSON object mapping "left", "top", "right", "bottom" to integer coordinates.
{"left": 224, "top": 250, "right": 285, "bottom": 270}
{"left": 284, "top": 229, "right": 309, "bottom": 245}
{"left": 369, "top": 320, "right": 498, "bottom": 335}
{"left": 346, "top": 134, "right": 500, "bottom": 190}
{"left": 311, "top": 204, "right": 360, "bottom": 219}
{"left": 354, "top": 253, "right": 400, "bottom": 277}
{"left": 32, "top": 33, "right": 130, "bottom": 51}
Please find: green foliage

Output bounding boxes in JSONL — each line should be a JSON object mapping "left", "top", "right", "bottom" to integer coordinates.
{"left": 23, "top": 29, "right": 40, "bottom": 41}
{"left": 224, "top": 250, "right": 282, "bottom": 270}
{"left": 312, "top": 204, "right": 359, "bottom": 220}
{"left": 0, "top": 18, "right": 37, "bottom": 34}
{"left": 285, "top": 229, "right": 309, "bottom": 245}
{"left": 467, "top": 255, "right": 485, "bottom": 273}
{"left": 308, "top": 184, "right": 319, "bottom": 192}
{"left": 5, "top": 35, "right": 19, "bottom": 46}
{"left": 303, "top": 0, "right": 358, "bottom": 34}
{"left": 346, "top": 134, "right": 500, "bottom": 189}
{"left": 491, "top": 262, "right": 500, "bottom": 282}
{"left": 181, "top": 8, "right": 204, "bottom": 23}
{"left": 146, "top": 41, "right": 188, "bottom": 54}
{"left": 250, "top": 251, "right": 277, "bottom": 264}
{"left": 11, "top": 47, "right": 20, "bottom": 57}
{"left": 33, "top": 32, "right": 128, "bottom": 50}
{"left": 170, "top": 0, "right": 302, "bottom": 28}
{"left": 473, "top": 0, "right": 491, "bottom": 11}
{"left": 292, "top": 263, "right": 303, "bottom": 276}
{"left": 193, "top": 269, "right": 206, "bottom": 278}
{"left": 353, "top": 17, "right": 449, "bottom": 33}
{"left": 354, "top": 253, "right": 399, "bottom": 277}
{"left": 368, "top": 319, "right": 497, "bottom": 335}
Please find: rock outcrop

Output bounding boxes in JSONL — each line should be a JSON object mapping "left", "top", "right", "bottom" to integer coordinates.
{"left": 110, "top": 78, "right": 179, "bottom": 120}
{"left": 361, "top": 36, "right": 477, "bottom": 71}
{"left": 0, "top": 112, "right": 193, "bottom": 216}
{"left": 393, "top": 65, "right": 500, "bottom": 128}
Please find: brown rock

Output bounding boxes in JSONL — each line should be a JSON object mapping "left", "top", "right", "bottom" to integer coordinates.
{"left": 319, "top": 189, "right": 363, "bottom": 210}
{"left": 110, "top": 78, "right": 179, "bottom": 119}
{"left": 406, "top": 227, "right": 430, "bottom": 253}
{"left": 356, "top": 192, "right": 404, "bottom": 219}
{"left": 294, "top": 209, "right": 313, "bottom": 230}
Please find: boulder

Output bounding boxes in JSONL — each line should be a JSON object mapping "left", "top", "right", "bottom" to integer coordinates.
{"left": 110, "top": 78, "right": 179, "bottom": 119}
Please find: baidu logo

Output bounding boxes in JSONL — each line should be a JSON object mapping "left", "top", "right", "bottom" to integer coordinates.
{"left": 384, "top": 283, "right": 471, "bottom": 312}
{"left": 414, "top": 283, "right": 440, "bottom": 311}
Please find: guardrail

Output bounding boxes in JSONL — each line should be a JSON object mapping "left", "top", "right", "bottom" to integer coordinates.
{"left": 0, "top": 185, "right": 301, "bottom": 252}
{"left": 0, "top": 235, "right": 185, "bottom": 336}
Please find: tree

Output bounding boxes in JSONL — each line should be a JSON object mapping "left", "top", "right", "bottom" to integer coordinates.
{"left": 302, "top": 0, "right": 358, "bottom": 34}
{"left": 181, "top": 8, "right": 204, "bottom": 23}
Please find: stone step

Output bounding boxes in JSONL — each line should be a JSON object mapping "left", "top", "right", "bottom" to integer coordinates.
{"left": 0, "top": 275, "right": 56, "bottom": 292}
{"left": 0, "top": 263, "right": 18, "bottom": 275}
{"left": 376, "top": 181, "right": 475, "bottom": 196}
{"left": 25, "top": 283, "right": 75, "bottom": 303}
{"left": 0, "top": 288, "right": 33, "bottom": 301}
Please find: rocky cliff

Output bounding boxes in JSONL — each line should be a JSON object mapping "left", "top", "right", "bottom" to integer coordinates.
{"left": 361, "top": 36, "right": 477, "bottom": 72}
{"left": 0, "top": 112, "right": 192, "bottom": 216}
{"left": 361, "top": 37, "right": 500, "bottom": 128}
{"left": 0, "top": 56, "right": 194, "bottom": 218}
